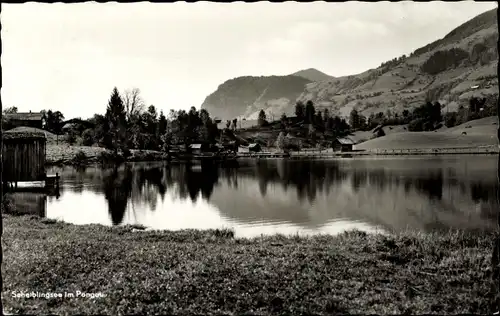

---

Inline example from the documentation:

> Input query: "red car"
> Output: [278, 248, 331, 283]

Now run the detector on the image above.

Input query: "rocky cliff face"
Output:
[202, 8, 498, 121]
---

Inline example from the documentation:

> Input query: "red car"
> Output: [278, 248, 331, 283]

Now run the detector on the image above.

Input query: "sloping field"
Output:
[356, 131, 497, 150]
[350, 124, 409, 143]
[356, 116, 499, 150]
[46, 145, 107, 163]
[446, 116, 498, 135]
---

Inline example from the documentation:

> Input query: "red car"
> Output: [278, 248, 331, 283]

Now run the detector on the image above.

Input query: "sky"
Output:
[2, 1, 497, 120]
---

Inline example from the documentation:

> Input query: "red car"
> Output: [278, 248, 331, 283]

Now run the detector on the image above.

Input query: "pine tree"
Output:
[258, 110, 267, 127]
[305, 100, 315, 124]
[295, 101, 305, 120]
[349, 109, 360, 131]
[104, 87, 128, 155]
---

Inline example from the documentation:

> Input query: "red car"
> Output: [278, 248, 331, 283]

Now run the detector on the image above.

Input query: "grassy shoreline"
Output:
[2, 214, 499, 314]
[45, 144, 499, 168]
[45, 144, 169, 167]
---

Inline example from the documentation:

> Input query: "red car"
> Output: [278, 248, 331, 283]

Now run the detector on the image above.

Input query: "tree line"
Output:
[348, 101, 442, 133]
[94, 87, 220, 155]
[4, 87, 221, 156]
[347, 95, 497, 133]
[4, 86, 497, 153]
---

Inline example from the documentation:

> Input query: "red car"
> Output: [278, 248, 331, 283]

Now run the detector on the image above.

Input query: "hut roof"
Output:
[336, 137, 355, 145]
[62, 123, 77, 130]
[4, 112, 44, 121]
[3, 131, 47, 141]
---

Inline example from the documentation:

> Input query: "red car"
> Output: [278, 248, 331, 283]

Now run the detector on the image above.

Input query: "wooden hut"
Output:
[188, 143, 210, 155]
[248, 143, 262, 152]
[2, 131, 47, 183]
[332, 137, 355, 152]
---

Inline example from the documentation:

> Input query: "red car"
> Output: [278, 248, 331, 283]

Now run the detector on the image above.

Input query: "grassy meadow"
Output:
[355, 116, 499, 150]
[2, 214, 499, 315]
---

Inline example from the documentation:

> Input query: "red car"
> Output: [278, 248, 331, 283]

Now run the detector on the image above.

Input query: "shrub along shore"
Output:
[2, 214, 499, 315]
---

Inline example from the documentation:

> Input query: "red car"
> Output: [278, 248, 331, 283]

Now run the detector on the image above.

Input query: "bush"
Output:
[97, 151, 125, 165]
[121, 147, 132, 159]
[82, 129, 94, 146]
[1, 195, 16, 215]
[408, 118, 425, 132]
[285, 143, 301, 151]
[422, 121, 434, 131]
[74, 150, 87, 162]
[444, 112, 458, 128]
[67, 131, 77, 145]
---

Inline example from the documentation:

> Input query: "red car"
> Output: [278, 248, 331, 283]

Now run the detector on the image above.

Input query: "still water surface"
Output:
[12, 156, 499, 238]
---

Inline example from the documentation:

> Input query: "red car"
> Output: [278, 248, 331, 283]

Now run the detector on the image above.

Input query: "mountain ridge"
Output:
[201, 8, 498, 121]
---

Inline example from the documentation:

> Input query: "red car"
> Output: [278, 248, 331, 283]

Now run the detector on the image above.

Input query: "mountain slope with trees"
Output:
[200, 75, 312, 121]
[201, 8, 498, 122]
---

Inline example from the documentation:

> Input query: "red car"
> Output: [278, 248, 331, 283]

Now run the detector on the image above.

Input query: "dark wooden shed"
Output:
[3, 131, 47, 182]
[248, 143, 262, 152]
[332, 137, 355, 152]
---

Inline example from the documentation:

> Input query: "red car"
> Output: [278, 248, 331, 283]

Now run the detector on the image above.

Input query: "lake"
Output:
[9, 155, 499, 238]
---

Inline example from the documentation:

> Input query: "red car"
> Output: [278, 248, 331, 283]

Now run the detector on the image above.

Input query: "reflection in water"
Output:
[5, 192, 47, 217]
[33, 156, 499, 237]
[104, 166, 134, 225]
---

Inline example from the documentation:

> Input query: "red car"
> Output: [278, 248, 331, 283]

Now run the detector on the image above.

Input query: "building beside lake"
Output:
[61, 123, 77, 133]
[189, 143, 210, 155]
[248, 143, 262, 152]
[332, 137, 355, 152]
[4, 111, 45, 130]
[238, 143, 262, 153]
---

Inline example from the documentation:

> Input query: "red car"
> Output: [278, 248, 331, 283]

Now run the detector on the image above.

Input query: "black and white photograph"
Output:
[1, 0, 500, 314]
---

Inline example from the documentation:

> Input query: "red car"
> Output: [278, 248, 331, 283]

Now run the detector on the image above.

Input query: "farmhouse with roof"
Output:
[4, 111, 45, 130]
